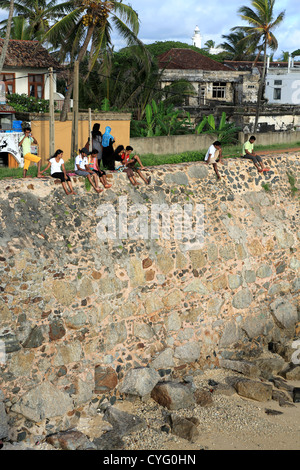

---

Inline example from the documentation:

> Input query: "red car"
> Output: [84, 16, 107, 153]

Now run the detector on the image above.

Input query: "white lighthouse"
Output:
[192, 26, 202, 48]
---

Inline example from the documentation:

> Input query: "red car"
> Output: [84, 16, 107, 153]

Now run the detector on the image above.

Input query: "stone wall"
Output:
[0, 154, 299, 435]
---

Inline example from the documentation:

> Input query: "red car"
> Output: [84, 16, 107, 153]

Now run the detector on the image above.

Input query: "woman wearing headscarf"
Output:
[101, 126, 115, 170]
[91, 123, 103, 164]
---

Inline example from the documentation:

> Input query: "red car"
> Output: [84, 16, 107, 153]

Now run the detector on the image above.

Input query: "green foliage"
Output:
[140, 151, 205, 167]
[137, 99, 193, 137]
[6, 93, 50, 113]
[195, 111, 240, 144]
[144, 41, 223, 62]
[262, 182, 270, 192]
[287, 173, 299, 196]
[101, 98, 110, 112]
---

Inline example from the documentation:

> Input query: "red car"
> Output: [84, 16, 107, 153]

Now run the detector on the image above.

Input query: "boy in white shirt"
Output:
[204, 141, 224, 180]
[74, 148, 102, 193]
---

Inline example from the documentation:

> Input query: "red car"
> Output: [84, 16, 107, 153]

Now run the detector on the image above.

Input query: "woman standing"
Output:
[101, 126, 115, 170]
[89, 123, 103, 165]
[39, 149, 76, 195]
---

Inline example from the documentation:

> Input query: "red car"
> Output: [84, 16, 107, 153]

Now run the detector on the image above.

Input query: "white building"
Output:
[265, 55, 300, 105]
[192, 26, 202, 49]
[0, 39, 62, 104]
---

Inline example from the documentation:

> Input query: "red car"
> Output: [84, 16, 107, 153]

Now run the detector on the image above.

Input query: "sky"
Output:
[0, 0, 299, 58]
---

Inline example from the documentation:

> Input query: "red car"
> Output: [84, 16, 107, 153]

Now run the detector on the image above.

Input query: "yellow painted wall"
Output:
[29, 113, 131, 166]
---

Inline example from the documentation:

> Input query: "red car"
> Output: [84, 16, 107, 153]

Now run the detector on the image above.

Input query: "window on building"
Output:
[198, 85, 206, 105]
[212, 82, 226, 99]
[274, 79, 282, 85]
[28, 74, 44, 99]
[274, 88, 281, 100]
[0, 74, 15, 94]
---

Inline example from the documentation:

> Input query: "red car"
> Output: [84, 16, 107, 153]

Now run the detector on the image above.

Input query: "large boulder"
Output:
[11, 382, 73, 422]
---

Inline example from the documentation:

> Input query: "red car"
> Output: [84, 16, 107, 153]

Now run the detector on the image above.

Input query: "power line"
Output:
[1, 67, 199, 101]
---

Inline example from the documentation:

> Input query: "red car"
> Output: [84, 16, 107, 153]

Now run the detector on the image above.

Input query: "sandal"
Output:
[104, 184, 112, 188]
[263, 168, 270, 172]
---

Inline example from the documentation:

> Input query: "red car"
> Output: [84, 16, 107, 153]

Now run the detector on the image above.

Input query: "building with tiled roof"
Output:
[158, 48, 260, 109]
[158, 48, 230, 72]
[0, 39, 63, 102]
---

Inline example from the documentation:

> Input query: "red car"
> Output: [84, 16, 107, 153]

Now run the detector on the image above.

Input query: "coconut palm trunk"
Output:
[0, 0, 15, 74]
[60, 25, 95, 121]
[235, 0, 285, 133]
[254, 39, 268, 132]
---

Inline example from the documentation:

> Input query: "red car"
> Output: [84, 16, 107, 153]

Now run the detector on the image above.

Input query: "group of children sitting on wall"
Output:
[19, 124, 151, 196]
[19, 123, 270, 195]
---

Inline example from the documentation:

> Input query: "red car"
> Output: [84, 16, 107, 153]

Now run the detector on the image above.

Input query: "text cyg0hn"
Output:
[96, 197, 205, 249]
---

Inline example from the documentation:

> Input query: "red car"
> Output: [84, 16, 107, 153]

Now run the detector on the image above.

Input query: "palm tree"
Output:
[280, 51, 289, 62]
[203, 40, 215, 51]
[220, 29, 258, 61]
[235, 0, 285, 132]
[44, 0, 147, 121]
[0, 0, 14, 75]
[0, 0, 66, 40]
[0, 16, 32, 40]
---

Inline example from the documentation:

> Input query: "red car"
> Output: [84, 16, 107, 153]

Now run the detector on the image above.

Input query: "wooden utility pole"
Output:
[49, 67, 55, 157]
[71, 60, 79, 158]
[88, 108, 92, 151]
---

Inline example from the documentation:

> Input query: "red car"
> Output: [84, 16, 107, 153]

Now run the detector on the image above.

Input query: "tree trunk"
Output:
[0, 0, 15, 74]
[253, 39, 268, 133]
[60, 25, 95, 122]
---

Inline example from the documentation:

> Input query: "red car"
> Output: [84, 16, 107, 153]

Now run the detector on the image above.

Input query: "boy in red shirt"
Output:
[121, 146, 151, 185]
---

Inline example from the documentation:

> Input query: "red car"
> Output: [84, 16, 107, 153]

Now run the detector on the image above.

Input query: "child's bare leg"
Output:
[37, 160, 43, 177]
[62, 182, 71, 195]
[129, 176, 140, 185]
[67, 180, 76, 194]
[135, 156, 145, 168]
[100, 175, 112, 188]
[213, 163, 224, 180]
[88, 174, 102, 192]
[136, 169, 149, 183]
[217, 150, 224, 164]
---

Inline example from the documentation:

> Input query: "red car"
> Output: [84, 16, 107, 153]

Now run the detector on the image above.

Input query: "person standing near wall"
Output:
[101, 126, 115, 170]
[86, 123, 103, 165]
[19, 127, 43, 178]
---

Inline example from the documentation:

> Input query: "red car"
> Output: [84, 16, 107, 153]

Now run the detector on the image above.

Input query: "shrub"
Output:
[6, 93, 50, 113]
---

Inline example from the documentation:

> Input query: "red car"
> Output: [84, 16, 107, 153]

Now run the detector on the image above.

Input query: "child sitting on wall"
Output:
[87, 149, 112, 189]
[204, 141, 225, 180]
[121, 146, 151, 186]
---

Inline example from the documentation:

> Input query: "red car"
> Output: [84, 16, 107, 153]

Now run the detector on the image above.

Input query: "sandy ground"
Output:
[80, 369, 300, 452]
[1, 372, 299, 453]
